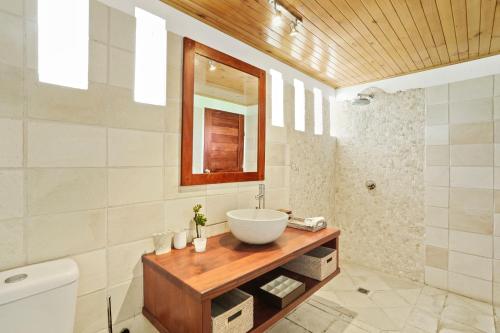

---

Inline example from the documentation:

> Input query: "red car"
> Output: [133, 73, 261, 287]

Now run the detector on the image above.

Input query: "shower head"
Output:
[351, 93, 374, 106]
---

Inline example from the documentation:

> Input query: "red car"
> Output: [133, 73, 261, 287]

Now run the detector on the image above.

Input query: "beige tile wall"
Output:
[424, 75, 500, 304]
[0, 1, 324, 332]
[333, 89, 426, 282]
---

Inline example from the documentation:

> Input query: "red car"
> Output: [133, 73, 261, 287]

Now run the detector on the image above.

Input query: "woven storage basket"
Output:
[211, 288, 253, 333]
[282, 246, 337, 281]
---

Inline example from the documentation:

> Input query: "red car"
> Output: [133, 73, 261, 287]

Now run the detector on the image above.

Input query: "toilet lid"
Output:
[0, 258, 78, 306]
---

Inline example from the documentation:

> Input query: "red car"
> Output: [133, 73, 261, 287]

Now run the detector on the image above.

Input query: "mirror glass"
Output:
[192, 54, 259, 174]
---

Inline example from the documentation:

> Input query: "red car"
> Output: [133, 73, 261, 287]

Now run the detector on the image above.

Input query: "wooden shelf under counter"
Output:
[142, 227, 341, 333]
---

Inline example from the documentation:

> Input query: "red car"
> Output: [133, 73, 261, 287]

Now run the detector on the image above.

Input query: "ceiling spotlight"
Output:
[272, 10, 282, 25]
[289, 19, 299, 36]
[208, 60, 216, 71]
[270, 0, 282, 26]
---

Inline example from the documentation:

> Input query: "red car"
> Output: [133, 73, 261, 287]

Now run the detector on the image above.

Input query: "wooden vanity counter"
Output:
[142, 227, 340, 333]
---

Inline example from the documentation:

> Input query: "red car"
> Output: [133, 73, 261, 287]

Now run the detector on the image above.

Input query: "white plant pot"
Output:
[193, 238, 207, 253]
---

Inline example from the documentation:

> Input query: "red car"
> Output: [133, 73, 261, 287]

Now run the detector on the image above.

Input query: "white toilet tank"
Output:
[0, 258, 79, 333]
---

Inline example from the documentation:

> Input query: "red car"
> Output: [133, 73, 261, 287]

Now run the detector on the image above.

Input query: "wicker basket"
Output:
[211, 288, 253, 333]
[282, 246, 337, 281]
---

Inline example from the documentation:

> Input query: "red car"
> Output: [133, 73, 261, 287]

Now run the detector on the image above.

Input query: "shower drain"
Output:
[357, 287, 370, 294]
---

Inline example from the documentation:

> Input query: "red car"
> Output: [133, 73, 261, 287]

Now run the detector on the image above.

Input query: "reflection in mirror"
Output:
[192, 54, 259, 174]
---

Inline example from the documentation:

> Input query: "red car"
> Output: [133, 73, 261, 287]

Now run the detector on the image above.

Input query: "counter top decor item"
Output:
[153, 232, 173, 255]
[142, 227, 340, 333]
[192, 204, 207, 252]
[173, 230, 187, 249]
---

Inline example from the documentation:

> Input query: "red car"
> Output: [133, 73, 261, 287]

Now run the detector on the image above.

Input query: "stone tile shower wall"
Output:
[287, 85, 336, 223]
[0, 1, 295, 332]
[424, 75, 500, 303]
[333, 90, 426, 282]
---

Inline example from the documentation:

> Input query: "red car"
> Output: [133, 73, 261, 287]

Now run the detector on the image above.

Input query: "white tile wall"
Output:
[0, 0, 22, 15]
[425, 226, 448, 248]
[71, 249, 107, 296]
[449, 230, 492, 258]
[448, 251, 492, 280]
[425, 186, 449, 207]
[450, 144, 493, 166]
[425, 166, 450, 187]
[109, 47, 134, 89]
[425, 103, 448, 126]
[108, 168, 163, 206]
[426, 145, 449, 166]
[448, 272, 493, 302]
[0, 3, 298, 332]
[426, 84, 448, 105]
[107, 202, 164, 245]
[109, 8, 135, 51]
[0, 118, 22, 167]
[108, 128, 163, 167]
[449, 76, 494, 102]
[0, 62, 23, 118]
[0, 170, 23, 219]
[89, 41, 108, 84]
[26, 209, 106, 262]
[450, 167, 493, 189]
[449, 98, 493, 124]
[425, 206, 449, 228]
[107, 238, 154, 286]
[0, 218, 24, 269]
[74, 290, 107, 333]
[27, 168, 107, 215]
[0, 11, 23, 67]
[425, 76, 500, 304]
[27, 121, 107, 167]
[426, 125, 449, 145]
[425, 266, 448, 290]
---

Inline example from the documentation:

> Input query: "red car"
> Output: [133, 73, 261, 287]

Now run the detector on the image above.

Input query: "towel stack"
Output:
[288, 216, 327, 232]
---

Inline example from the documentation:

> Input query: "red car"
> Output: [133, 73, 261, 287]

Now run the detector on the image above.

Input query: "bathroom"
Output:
[0, 0, 499, 332]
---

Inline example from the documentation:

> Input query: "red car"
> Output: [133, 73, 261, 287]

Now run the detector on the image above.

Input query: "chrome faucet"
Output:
[255, 184, 265, 209]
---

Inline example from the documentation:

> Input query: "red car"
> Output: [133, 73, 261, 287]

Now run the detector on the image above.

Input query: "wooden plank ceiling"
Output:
[161, 0, 500, 88]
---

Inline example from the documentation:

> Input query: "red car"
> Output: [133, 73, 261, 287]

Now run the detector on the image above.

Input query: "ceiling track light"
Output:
[271, 0, 282, 26]
[268, 0, 302, 32]
[289, 19, 299, 36]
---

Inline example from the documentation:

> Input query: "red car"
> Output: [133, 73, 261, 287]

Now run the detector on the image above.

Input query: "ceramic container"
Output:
[193, 238, 207, 252]
[153, 232, 173, 255]
[173, 230, 187, 249]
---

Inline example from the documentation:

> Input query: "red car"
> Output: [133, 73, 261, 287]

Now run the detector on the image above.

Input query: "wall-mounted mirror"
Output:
[181, 38, 266, 185]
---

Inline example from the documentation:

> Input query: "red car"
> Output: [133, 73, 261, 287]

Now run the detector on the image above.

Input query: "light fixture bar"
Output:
[268, 0, 302, 31]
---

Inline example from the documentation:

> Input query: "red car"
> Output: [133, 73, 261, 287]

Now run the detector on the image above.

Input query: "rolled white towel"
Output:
[304, 216, 325, 227]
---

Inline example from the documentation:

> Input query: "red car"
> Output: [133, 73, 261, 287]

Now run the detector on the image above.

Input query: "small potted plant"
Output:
[192, 204, 207, 252]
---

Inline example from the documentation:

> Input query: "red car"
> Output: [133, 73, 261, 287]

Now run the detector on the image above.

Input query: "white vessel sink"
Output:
[226, 209, 288, 244]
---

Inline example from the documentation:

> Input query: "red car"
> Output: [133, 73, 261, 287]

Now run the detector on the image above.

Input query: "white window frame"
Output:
[270, 69, 284, 127]
[313, 88, 323, 135]
[134, 7, 167, 106]
[329, 95, 335, 137]
[38, 0, 89, 89]
[293, 79, 305, 132]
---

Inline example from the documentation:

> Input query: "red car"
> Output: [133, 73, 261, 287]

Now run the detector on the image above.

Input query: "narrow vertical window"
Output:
[270, 69, 284, 127]
[329, 95, 335, 137]
[134, 7, 167, 106]
[38, 0, 89, 89]
[294, 79, 305, 132]
[313, 88, 323, 135]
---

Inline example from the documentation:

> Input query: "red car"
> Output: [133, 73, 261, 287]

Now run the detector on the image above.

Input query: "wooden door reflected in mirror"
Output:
[181, 38, 266, 186]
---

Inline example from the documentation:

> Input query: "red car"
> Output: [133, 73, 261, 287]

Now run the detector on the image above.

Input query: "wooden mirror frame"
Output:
[181, 38, 266, 186]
